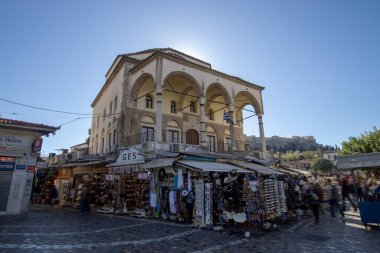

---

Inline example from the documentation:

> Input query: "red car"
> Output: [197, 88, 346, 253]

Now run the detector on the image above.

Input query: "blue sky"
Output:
[1, 0, 379, 155]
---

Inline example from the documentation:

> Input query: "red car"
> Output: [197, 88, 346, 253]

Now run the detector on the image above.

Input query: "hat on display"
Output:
[182, 189, 189, 197]
[232, 212, 246, 223]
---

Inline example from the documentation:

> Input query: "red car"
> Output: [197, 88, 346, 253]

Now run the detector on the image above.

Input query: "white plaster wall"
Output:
[90, 64, 124, 154]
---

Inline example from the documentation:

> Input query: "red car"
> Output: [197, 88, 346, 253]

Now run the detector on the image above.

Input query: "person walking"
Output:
[341, 176, 357, 212]
[326, 179, 345, 221]
[305, 184, 320, 224]
[80, 184, 90, 213]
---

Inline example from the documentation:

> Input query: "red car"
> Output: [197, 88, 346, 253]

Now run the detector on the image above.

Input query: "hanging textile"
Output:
[187, 171, 192, 191]
[177, 169, 183, 189]
[174, 175, 178, 189]
[169, 190, 177, 213]
[150, 191, 156, 208]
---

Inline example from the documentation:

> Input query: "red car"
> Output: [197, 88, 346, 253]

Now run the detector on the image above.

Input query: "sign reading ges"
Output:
[122, 151, 137, 161]
[114, 148, 144, 166]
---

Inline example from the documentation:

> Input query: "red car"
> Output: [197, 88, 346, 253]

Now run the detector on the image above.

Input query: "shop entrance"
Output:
[186, 129, 199, 145]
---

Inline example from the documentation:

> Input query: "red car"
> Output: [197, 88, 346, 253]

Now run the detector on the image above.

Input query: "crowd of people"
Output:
[298, 174, 380, 224]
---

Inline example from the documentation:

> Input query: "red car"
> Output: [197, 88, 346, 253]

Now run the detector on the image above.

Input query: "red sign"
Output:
[32, 138, 43, 153]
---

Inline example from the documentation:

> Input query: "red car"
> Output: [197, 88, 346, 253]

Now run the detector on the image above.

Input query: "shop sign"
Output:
[92, 167, 108, 174]
[113, 149, 144, 166]
[105, 174, 114, 181]
[0, 161, 15, 171]
[108, 164, 143, 174]
[0, 135, 29, 154]
[32, 137, 43, 154]
[27, 156, 37, 167]
[16, 164, 26, 170]
[73, 167, 92, 174]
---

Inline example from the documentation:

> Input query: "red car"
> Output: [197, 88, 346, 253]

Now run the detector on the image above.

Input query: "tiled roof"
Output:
[128, 50, 265, 90]
[123, 48, 211, 66]
[0, 118, 59, 131]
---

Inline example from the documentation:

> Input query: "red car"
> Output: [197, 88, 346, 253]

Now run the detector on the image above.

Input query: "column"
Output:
[258, 114, 267, 158]
[229, 104, 236, 150]
[155, 91, 163, 142]
[155, 57, 163, 143]
[199, 96, 206, 147]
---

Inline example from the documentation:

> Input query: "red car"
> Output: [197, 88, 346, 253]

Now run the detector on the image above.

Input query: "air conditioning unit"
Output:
[142, 141, 155, 152]
[171, 143, 181, 152]
[66, 152, 78, 161]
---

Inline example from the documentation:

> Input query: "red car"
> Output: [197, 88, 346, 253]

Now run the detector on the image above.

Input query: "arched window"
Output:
[170, 101, 177, 114]
[145, 95, 153, 109]
[208, 109, 214, 120]
[189, 101, 196, 113]
[114, 96, 118, 111]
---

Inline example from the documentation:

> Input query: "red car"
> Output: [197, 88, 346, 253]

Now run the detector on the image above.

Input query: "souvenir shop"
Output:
[99, 148, 148, 214]
[32, 167, 58, 204]
[173, 160, 288, 230]
[144, 158, 195, 222]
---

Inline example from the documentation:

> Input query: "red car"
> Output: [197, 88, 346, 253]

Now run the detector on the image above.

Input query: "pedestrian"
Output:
[49, 184, 58, 205]
[326, 179, 345, 221]
[305, 184, 320, 224]
[80, 184, 90, 213]
[341, 176, 357, 212]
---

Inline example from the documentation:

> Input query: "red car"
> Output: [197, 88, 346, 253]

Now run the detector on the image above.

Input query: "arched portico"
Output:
[234, 91, 266, 156]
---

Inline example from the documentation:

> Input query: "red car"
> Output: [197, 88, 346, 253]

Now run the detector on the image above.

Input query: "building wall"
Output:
[0, 128, 41, 215]
[90, 64, 125, 154]
[90, 50, 264, 154]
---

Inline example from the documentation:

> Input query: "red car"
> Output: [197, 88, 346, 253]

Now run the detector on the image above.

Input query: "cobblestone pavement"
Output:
[0, 205, 379, 253]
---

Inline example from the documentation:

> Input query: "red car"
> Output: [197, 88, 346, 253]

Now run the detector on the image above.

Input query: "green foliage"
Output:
[312, 159, 335, 174]
[283, 150, 318, 162]
[339, 127, 380, 155]
[85, 128, 91, 144]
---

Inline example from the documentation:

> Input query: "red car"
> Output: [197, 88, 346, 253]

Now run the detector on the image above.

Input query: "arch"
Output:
[163, 71, 201, 111]
[162, 71, 201, 95]
[130, 73, 155, 102]
[167, 119, 180, 128]
[234, 91, 263, 116]
[206, 125, 216, 133]
[205, 82, 232, 109]
[186, 129, 199, 145]
[141, 115, 155, 124]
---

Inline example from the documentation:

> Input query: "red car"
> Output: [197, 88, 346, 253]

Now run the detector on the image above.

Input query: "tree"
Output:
[339, 127, 380, 155]
[312, 159, 335, 174]
[85, 129, 91, 145]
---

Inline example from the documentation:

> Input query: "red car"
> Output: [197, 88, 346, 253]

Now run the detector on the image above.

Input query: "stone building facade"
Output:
[89, 48, 267, 155]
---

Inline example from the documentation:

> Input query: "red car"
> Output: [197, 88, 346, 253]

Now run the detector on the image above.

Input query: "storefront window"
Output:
[168, 130, 179, 143]
[141, 127, 154, 142]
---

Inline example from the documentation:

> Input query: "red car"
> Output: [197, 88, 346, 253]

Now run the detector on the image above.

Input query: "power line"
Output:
[0, 97, 118, 116]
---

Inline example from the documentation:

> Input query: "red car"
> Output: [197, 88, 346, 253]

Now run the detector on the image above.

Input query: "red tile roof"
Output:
[0, 118, 59, 131]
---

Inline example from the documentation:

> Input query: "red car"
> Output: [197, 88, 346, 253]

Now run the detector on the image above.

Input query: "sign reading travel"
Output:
[113, 148, 144, 166]
[0, 135, 29, 155]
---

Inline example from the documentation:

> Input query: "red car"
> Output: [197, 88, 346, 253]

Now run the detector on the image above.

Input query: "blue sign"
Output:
[0, 162, 15, 171]
[16, 164, 26, 170]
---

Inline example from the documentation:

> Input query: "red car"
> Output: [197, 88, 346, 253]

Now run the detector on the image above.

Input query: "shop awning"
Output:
[176, 161, 251, 173]
[232, 162, 283, 175]
[60, 160, 105, 168]
[142, 158, 178, 169]
[270, 167, 298, 175]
